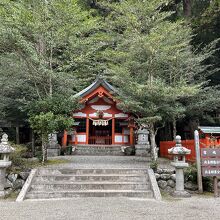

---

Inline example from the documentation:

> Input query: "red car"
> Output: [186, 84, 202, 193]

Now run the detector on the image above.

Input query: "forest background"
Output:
[0, 0, 219, 161]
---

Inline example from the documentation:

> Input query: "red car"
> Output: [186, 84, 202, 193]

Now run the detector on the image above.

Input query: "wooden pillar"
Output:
[112, 118, 115, 145]
[86, 118, 89, 144]
[75, 130, 78, 145]
[214, 176, 218, 197]
[16, 126, 20, 144]
[62, 130, 67, 147]
[129, 126, 134, 146]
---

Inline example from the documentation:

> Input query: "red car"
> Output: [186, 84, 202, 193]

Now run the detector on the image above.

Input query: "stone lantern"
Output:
[47, 133, 60, 157]
[135, 128, 150, 156]
[168, 135, 191, 197]
[0, 133, 14, 197]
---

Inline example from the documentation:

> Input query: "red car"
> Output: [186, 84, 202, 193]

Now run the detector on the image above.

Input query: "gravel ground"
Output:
[0, 156, 186, 220]
[0, 196, 220, 220]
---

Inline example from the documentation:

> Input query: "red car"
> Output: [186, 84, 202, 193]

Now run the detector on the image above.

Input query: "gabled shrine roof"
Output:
[74, 77, 117, 98]
[199, 126, 220, 134]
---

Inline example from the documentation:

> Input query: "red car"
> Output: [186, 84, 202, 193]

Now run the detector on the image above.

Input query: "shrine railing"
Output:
[89, 136, 112, 145]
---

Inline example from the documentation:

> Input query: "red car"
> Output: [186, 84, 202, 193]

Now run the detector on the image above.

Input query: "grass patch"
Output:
[195, 191, 214, 198]
[160, 190, 181, 202]
[4, 191, 19, 200]
[8, 158, 70, 173]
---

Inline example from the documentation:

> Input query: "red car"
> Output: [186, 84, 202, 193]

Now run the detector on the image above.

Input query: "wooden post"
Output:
[62, 130, 67, 147]
[194, 130, 203, 193]
[16, 126, 20, 144]
[130, 127, 134, 146]
[86, 118, 89, 144]
[213, 176, 218, 197]
[75, 130, 78, 145]
[112, 118, 115, 145]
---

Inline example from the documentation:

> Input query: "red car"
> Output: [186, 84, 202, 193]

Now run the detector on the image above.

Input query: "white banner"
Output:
[93, 120, 109, 126]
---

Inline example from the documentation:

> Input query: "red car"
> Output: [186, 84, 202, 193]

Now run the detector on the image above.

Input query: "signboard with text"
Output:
[201, 148, 220, 177]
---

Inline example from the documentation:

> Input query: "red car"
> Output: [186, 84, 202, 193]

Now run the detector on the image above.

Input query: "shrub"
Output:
[36, 151, 43, 162]
[150, 160, 158, 172]
[8, 144, 28, 172]
[184, 163, 213, 192]
[184, 163, 197, 183]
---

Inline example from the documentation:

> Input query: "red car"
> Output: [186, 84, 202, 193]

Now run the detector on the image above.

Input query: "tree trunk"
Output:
[49, 44, 53, 97]
[149, 123, 158, 162]
[183, 0, 191, 17]
[41, 135, 48, 164]
[172, 119, 177, 141]
[30, 129, 35, 157]
[15, 126, 20, 144]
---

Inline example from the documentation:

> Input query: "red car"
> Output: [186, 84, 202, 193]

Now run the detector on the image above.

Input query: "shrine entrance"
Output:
[62, 77, 135, 147]
[89, 119, 112, 145]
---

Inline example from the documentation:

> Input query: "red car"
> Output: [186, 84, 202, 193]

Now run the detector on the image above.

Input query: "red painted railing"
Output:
[159, 138, 209, 162]
[89, 136, 112, 145]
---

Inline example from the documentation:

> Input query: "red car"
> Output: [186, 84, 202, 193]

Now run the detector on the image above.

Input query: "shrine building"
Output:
[62, 77, 135, 147]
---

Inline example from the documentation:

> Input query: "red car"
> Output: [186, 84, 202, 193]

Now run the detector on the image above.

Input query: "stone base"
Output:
[47, 148, 60, 157]
[171, 190, 191, 198]
[135, 145, 150, 157]
[0, 190, 5, 197]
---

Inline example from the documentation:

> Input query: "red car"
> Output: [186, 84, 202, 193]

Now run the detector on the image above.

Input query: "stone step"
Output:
[37, 168, 148, 175]
[33, 174, 148, 182]
[26, 190, 153, 199]
[30, 182, 150, 191]
[73, 145, 125, 156]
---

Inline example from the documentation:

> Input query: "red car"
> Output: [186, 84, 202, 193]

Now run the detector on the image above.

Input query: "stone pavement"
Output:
[0, 196, 220, 220]
[45, 155, 171, 169]
[0, 156, 184, 220]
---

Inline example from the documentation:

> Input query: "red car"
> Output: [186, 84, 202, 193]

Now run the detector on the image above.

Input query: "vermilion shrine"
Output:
[62, 77, 135, 148]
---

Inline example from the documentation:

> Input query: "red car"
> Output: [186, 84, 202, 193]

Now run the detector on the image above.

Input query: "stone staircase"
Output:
[73, 145, 125, 156]
[25, 168, 154, 200]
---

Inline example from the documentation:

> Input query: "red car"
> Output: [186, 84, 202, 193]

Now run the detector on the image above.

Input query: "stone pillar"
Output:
[168, 135, 191, 197]
[135, 128, 150, 156]
[175, 168, 184, 191]
[47, 133, 60, 157]
[0, 169, 6, 197]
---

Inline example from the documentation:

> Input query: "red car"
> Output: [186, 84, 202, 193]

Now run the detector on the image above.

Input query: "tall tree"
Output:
[183, 0, 192, 17]
[101, 0, 218, 161]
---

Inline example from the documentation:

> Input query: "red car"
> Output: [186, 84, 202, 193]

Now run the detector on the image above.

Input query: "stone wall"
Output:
[5, 171, 30, 195]
[155, 168, 198, 193]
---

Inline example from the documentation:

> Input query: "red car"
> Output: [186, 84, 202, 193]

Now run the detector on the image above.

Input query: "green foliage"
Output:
[28, 95, 80, 116]
[66, 145, 73, 155]
[150, 160, 158, 172]
[184, 163, 198, 183]
[99, 0, 219, 160]
[0, 0, 219, 154]
[0, 0, 102, 123]
[29, 112, 73, 137]
[8, 144, 28, 172]
[184, 163, 213, 192]
[36, 151, 43, 163]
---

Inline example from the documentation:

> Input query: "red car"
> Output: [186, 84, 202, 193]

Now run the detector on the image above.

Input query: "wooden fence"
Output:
[159, 138, 209, 162]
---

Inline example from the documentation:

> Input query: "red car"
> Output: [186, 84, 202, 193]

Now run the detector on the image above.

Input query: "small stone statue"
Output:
[135, 128, 150, 157]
